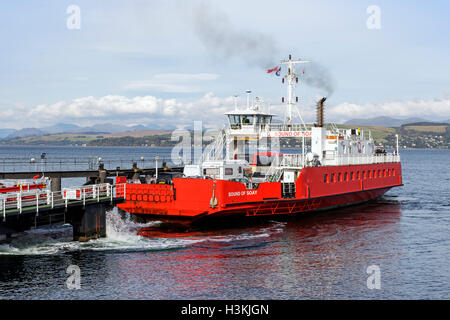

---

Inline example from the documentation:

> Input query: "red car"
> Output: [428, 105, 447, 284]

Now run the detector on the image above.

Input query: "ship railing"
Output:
[280, 154, 305, 167]
[202, 133, 226, 162]
[332, 153, 401, 166]
[264, 153, 304, 182]
[268, 124, 310, 131]
[264, 155, 284, 182]
[262, 153, 400, 182]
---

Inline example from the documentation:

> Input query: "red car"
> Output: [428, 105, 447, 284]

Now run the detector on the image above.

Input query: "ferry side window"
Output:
[344, 172, 348, 181]
[238, 167, 242, 173]
[338, 173, 341, 182]
[331, 173, 334, 182]
[225, 168, 233, 175]
[324, 174, 327, 183]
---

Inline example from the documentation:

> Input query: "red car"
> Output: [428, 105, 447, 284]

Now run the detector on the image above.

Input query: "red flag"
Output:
[267, 66, 279, 73]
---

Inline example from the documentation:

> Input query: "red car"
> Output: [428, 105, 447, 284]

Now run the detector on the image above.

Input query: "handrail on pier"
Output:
[1, 183, 126, 222]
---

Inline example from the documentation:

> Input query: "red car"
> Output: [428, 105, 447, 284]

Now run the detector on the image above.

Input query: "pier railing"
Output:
[0, 183, 126, 221]
[0, 156, 172, 172]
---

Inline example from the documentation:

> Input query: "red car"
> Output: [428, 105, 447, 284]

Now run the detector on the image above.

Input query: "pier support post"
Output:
[50, 177, 61, 192]
[132, 162, 141, 180]
[98, 163, 107, 184]
[70, 203, 106, 242]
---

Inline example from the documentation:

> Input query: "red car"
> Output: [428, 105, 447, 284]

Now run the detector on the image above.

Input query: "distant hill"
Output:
[0, 129, 17, 139]
[344, 116, 428, 127]
[402, 121, 450, 127]
[0, 122, 177, 140]
[42, 123, 81, 134]
[6, 128, 45, 139]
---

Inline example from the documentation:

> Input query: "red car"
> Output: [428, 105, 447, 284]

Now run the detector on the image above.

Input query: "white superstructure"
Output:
[184, 55, 400, 182]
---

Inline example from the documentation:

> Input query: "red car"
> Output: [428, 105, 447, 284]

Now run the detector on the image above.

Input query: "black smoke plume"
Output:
[191, 1, 279, 69]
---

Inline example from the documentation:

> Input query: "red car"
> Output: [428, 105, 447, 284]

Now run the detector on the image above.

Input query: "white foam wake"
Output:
[0, 210, 286, 255]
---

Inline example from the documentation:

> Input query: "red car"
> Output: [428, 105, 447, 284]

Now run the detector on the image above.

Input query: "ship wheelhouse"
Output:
[226, 110, 273, 130]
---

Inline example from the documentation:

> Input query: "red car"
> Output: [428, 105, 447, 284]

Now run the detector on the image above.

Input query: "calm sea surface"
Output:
[0, 146, 449, 299]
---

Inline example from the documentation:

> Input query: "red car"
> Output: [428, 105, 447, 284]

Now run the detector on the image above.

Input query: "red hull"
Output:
[117, 162, 402, 222]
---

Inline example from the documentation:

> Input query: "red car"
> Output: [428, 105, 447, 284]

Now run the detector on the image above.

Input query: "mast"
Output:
[280, 54, 311, 124]
[246, 90, 251, 109]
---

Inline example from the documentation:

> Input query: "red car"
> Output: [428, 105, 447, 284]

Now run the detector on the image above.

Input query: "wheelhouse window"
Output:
[228, 115, 241, 128]
[241, 115, 254, 125]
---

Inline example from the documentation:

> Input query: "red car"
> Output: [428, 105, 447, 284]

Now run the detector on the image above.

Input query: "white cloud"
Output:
[1, 94, 449, 130]
[327, 98, 450, 122]
[124, 82, 201, 93]
[153, 73, 220, 81]
[124, 73, 220, 93]
[15, 93, 233, 129]
[444, 89, 450, 99]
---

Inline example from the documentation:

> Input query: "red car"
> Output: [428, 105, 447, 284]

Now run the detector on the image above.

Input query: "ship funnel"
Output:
[317, 97, 327, 127]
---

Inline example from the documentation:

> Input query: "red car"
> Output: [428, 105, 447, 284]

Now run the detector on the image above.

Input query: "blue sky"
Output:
[0, 0, 449, 129]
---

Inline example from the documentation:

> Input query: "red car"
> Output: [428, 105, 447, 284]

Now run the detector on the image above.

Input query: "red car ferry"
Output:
[117, 56, 402, 223]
